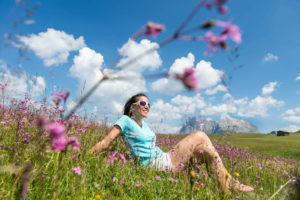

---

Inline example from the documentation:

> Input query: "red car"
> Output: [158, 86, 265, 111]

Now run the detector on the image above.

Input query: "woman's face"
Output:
[131, 96, 150, 118]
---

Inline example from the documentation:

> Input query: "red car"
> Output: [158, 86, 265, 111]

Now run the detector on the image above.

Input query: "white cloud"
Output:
[262, 81, 278, 96]
[18, 28, 86, 66]
[195, 60, 224, 89]
[223, 93, 232, 100]
[151, 53, 223, 95]
[0, 63, 46, 99]
[69, 47, 104, 86]
[282, 106, 300, 123]
[200, 92, 283, 118]
[296, 75, 300, 82]
[171, 94, 206, 114]
[238, 96, 284, 117]
[69, 47, 147, 116]
[200, 103, 237, 116]
[147, 99, 182, 123]
[280, 125, 300, 132]
[117, 39, 162, 72]
[263, 53, 279, 62]
[151, 78, 184, 95]
[205, 84, 227, 95]
[28, 76, 46, 97]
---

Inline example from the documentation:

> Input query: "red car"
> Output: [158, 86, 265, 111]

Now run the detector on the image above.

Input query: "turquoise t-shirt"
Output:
[115, 115, 163, 167]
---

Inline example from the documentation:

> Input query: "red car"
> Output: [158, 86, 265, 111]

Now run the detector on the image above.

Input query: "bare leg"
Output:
[169, 131, 254, 193]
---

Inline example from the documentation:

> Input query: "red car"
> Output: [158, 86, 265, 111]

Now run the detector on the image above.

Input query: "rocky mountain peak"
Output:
[180, 115, 259, 134]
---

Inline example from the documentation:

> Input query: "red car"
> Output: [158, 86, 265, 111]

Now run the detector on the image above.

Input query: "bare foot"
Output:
[227, 176, 254, 192]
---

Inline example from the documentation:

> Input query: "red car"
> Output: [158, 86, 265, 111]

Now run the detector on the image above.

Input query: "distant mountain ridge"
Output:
[180, 115, 259, 134]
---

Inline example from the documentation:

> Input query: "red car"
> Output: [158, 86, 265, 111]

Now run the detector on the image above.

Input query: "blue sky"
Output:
[0, 0, 299, 133]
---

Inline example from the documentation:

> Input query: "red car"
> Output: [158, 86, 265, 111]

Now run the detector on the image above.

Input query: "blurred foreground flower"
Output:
[145, 21, 165, 37]
[205, 0, 228, 14]
[216, 20, 241, 43]
[46, 122, 80, 152]
[203, 31, 227, 56]
[174, 67, 198, 90]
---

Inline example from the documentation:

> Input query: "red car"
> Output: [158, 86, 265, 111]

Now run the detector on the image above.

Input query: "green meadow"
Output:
[0, 100, 299, 199]
[208, 133, 300, 161]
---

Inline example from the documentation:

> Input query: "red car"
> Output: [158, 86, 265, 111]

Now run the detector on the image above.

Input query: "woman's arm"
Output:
[90, 125, 121, 153]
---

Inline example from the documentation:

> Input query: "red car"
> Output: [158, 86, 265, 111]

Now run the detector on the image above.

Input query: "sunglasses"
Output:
[133, 101, 151, 108]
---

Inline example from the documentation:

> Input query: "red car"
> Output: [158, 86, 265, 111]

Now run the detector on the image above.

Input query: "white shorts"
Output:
[148, 152, 173, 172]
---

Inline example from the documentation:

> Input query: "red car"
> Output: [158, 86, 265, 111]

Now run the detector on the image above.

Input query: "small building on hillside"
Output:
[276, 130, 289, 136]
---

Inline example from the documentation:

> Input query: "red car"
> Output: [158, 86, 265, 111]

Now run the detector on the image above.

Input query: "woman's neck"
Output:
[131, 115, 143, 127]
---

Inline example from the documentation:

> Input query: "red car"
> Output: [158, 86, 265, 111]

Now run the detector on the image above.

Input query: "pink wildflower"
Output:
[175, 67, 198, 90]
[197, 149, 204, 154]
[108, 151, 118, 164]
[51, 91, 70, 106]
[168, 178, 178, 183]
[119, 178, 125, 185]
[200, 182, 205, 187]
[0, 104, 8, 111]
[72, 166, 81, 175]
[112, 177, 118, 182]
[135, 184, 141, 189]
[46, 122, 65, 138]
[155, 176, 161, 181]
[36, 115, 48, 127]
[145, 21, 165, 37]
[46, 122, 69, 151]
[67, 137, 80, 151]
[176, 162, 185, 170]
[52, 136, 67, 151]
[119, 153, 127, 163]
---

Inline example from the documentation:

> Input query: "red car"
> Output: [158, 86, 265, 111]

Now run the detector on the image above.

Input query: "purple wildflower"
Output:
[135, 184, 141, 189]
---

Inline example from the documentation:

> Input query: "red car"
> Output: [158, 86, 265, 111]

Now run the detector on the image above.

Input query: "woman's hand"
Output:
[90, 125, 121, 154]
[90, 141, 103, 154]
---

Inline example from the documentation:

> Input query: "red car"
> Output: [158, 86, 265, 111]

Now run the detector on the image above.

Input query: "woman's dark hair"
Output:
[123, 93, 148, 116]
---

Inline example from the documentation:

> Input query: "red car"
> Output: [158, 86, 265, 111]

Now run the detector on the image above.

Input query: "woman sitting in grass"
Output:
[91, 93, 254, 194]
